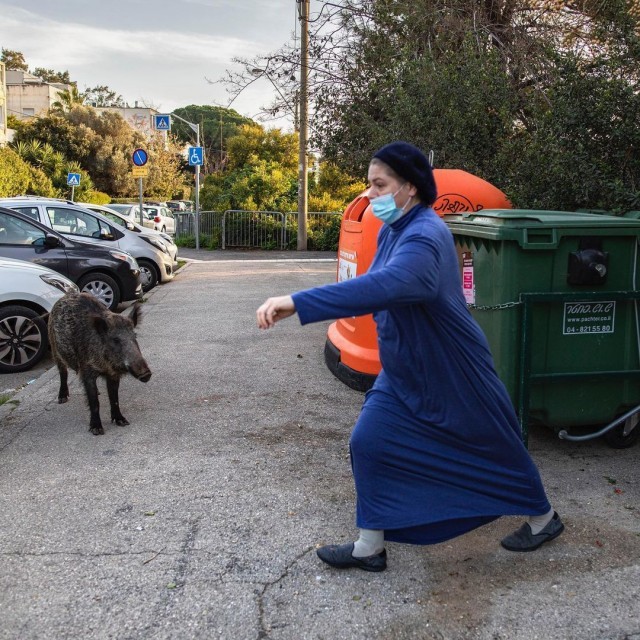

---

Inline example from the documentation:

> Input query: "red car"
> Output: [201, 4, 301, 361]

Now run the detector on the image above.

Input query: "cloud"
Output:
[0, 5, 256, 69]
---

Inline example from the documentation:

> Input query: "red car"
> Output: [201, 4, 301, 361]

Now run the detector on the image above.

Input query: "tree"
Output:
[32, 68, 72, 84]
[51, 86, 85, 112]
[200, 123, 365, 214]
[309, 161, 367, 212]
[6, 114, 24, 132]
[13, 112, 95, 169]
[83, 85, 125, 108]
[171, 105, 255, 173]
[224, 1, 640, 211]
[12, 105, 190, 198]
[496, 52, 640, 212]
[0, 48, 27, 70]
[0, 147, 56, 197]
[145, 135, 192, 200]
[200, 124, 298, 211]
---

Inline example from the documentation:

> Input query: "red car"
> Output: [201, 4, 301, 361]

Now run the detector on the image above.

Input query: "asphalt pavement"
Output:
[0, 250, 639, 640]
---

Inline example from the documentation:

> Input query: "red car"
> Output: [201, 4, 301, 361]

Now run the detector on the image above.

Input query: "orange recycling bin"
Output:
[324, 169, 513, 391]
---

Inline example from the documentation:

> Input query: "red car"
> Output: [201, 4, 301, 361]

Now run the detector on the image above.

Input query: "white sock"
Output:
[352, 528, 385, 557]
[528, 507, 554, 535]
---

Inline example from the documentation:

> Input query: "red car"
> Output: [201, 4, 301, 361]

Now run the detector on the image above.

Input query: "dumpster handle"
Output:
[558, 404, 640, 442]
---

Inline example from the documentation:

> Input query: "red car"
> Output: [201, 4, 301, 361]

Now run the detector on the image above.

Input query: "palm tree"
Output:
[51, 85, 84, 113]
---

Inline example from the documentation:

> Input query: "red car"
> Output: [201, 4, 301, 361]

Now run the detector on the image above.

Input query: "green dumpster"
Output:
[445, 210, 640, 446]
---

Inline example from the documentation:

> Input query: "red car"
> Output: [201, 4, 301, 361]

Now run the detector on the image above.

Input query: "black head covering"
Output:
[372, 141, 437, 205]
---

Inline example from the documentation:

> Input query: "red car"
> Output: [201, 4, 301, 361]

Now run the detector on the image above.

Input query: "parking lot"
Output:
[1, 251, 639, 640]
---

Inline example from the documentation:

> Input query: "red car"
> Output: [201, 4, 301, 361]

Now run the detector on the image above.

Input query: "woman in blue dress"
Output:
[256, 141, 564, 572]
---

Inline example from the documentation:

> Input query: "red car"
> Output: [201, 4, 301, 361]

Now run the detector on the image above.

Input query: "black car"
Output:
[0, 207, 142, 310]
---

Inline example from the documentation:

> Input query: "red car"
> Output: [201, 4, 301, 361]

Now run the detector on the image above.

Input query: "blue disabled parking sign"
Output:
[67, 172, 81, 186]
[188, 146, 204, 166]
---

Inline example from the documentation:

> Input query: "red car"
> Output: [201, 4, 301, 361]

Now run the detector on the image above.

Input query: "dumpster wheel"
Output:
[604, 412, 640, 449]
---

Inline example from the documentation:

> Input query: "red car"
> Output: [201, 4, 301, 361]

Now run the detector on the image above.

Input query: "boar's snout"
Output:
[135, 370, 152, 383]
[128, 361, 152, 383]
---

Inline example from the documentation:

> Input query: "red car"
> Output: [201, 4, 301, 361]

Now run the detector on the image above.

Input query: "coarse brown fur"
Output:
[48, 292, 151, 435]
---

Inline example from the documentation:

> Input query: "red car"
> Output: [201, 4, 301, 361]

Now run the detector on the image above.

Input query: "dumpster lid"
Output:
[445, 209, 640, 249]
[445, 209, 640, 228]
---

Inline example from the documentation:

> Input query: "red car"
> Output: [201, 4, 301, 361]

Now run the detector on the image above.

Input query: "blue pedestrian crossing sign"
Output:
[67, 172, 81, 186]
[188, 146, 204, 166]
[154, 114, 171, 131]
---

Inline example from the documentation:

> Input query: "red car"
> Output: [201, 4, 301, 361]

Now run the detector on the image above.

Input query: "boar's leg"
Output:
[106, 376, 129, 426]
[55, 360, 70, 404]
[81, 370, 104, 435]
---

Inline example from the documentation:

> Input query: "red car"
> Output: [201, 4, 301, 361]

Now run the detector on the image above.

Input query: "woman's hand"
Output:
[256, 295, 296, 329]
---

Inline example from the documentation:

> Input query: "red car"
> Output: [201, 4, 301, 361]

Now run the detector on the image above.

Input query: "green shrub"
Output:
[175, 233, 212, 249]
[79, 191, 111, 205]
[308, 214, 342, 251]
[0, 147, 32, 196]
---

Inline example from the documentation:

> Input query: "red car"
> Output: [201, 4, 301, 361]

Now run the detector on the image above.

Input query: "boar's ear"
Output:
[129, 302, 142, 328]
[90, 314, 109, 335]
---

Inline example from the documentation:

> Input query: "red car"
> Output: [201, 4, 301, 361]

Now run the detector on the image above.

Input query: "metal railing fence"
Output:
[175, 210, 342, 251]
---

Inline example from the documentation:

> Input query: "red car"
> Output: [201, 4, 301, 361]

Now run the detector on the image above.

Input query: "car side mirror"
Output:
[126, 222, 135, 231]
[44, 234, 61, 248]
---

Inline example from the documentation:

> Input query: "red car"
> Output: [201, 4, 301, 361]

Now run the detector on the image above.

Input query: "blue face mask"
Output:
[370, 185, 410, 225]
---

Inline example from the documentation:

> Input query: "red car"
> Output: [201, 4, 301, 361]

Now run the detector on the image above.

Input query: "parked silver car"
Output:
[0, 197, 174, 293]
[81, 203, 179, 267]
[103, 203, 154, 230]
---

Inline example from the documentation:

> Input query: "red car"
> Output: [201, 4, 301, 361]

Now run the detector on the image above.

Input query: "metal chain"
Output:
[467, 301, 523, 311]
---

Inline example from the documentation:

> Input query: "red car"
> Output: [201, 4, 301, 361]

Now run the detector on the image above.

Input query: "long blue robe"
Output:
[291, 204, 551, 545]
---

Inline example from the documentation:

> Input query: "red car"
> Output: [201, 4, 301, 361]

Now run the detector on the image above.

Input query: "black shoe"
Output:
[316, 542, 387, 572]
[501, 512, 565, 552]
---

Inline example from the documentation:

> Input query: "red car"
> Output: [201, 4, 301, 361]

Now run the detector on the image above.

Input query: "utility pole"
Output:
[297, 0, 309, 251]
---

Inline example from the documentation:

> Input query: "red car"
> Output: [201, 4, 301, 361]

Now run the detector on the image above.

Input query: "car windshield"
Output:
[108, 204, 134, 214]
[103, 212, 141, 232]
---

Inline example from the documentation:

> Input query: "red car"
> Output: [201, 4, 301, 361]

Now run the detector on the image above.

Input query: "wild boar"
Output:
[48, 292, 151, 435]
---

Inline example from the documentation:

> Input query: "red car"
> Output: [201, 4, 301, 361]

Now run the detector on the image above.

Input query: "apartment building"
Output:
[6, 69, 70, 121]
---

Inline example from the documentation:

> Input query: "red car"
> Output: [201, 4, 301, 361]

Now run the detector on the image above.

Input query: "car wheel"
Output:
[0, 305, 48, 373]
[138, 259, 159, 292]
[78, 273, 121, 311]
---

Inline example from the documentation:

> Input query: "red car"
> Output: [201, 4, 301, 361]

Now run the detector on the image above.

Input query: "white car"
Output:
[143, 206, 175, 235]
[0, 257, 78, 373]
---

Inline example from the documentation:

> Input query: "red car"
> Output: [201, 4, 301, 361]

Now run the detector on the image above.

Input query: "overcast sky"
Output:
[0, 0, 298, 128]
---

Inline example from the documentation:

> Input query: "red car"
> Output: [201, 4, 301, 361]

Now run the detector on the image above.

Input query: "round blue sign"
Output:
[132, 148, 148, 166]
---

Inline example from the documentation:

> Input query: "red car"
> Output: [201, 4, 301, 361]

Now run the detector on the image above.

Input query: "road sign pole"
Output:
[163, 112, 202, 250]
[71, 185, 75, 202]
[195, 126, 200, 251]
[139, 178, 144, 226]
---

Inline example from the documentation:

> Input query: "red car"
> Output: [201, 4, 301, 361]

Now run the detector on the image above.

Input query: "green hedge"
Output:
[0, 147, 58, 197]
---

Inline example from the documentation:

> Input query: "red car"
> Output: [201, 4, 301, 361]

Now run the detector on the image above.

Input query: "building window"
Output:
[22, 108, 35, 117]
